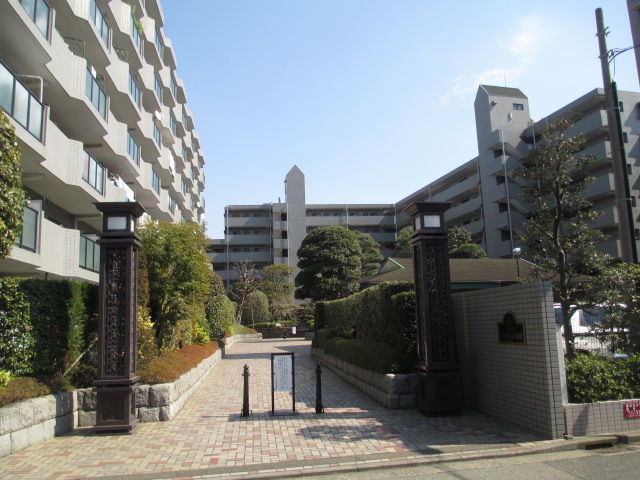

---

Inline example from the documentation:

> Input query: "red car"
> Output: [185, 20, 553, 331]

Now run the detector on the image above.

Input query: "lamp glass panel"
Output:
[107, 216, 128, 231]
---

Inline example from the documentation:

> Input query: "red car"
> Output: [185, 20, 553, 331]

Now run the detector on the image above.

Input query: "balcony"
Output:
[584, 172, 615, 201]
[0, 60, 45, 140]
[432, 175, 480, 204]
[227, 216, 272, 228]
[227, 234, 272, 245]
[565, 110, 608, 141]
[445, 196, 482, 224]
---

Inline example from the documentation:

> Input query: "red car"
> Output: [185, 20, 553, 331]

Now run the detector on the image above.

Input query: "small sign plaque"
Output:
[623, 402, 640, 418]
[498, 312, 526, 344]
[271, 352, 296, 415]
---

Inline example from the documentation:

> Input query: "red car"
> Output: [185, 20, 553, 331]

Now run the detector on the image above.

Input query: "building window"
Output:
[168, 195, 176, 213]
[89, 0, 109, 46]
[86, 67, 107, 119]
[19, 0, 50, 39]
[623, 132, 629, 143]
[155, 29, 163, 58]
[79, 234, 100, 272]
[619, 101, 624, 112]
[501, 230, 511, 242]
[131, 13, 143, 54]
[181, 178, 187, 194]
[128, 72, 141, 108]
[282, 248, 288, 257]
[154, 73, 162, 101]
[81, 150, 104, 194]
[152, 168, 160, 194]
[281, 213, 287, 221]
[498, 202, 508, 213]
[513, 103, 524, 110]
[169, 113, 176, 136]
[0, 61, 44, 140]
[153, 122, 161, 146]
[127, 131, 140, 166]
[170, 75, 176, 99]
[496, 175, 505, 185]
[628, 163, 633, 175]
[282, 231, 288, 239]
[17, 206, 38, 252]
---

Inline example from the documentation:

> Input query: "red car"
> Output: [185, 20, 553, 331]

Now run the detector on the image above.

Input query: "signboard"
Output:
[273, 353, 293, 391]
[271, 352, 296, 415]
[623, 402, 640, 418]
[498, 312, 526, 344]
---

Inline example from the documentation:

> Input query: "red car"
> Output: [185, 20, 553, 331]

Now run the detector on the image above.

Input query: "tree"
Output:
[205, 273, 235, 340]
[355, 231, 384, 277]
[240, 290, 271, 328]
[0, 109, 27, 259]
[229, 261, 259, 323]
[448, 226, 472, 250]
[259, 264, 295, 321]
[295, 226, 362, 301]
[138, 221, 212, 349]
[393, 227, 413, 258]
[447, 226, 486, 258]
[515, 119, 610, 359]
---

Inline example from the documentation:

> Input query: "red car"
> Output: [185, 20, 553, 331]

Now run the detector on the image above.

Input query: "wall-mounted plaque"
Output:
[498, 312, 526, 344]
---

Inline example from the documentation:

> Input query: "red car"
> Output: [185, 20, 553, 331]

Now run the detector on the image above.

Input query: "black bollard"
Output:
[315, 362, 324, 414]
[241, 364, 251, 417]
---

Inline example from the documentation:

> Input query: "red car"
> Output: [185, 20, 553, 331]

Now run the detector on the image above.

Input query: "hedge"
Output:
[567, 353, 640, 403]
[0, 277, 98, 377]
[320, 282, 416, 355]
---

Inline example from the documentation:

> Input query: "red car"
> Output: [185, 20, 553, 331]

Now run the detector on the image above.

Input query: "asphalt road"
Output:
[293, 445, 640, 480]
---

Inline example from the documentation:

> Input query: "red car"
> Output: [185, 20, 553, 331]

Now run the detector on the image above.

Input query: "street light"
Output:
[513, 247, 521, 277]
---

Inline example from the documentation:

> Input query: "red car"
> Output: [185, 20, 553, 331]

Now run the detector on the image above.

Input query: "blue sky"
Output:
[160, 1, 639, 238]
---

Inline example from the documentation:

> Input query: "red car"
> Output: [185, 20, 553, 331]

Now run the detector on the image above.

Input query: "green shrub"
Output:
[0, 375, 72, 408]
[225, 324, 257, 336]
[241, 290, 270, 326]
[206, 294, 235, 340]
[0, 370, 11, 387]
[312, 328, 336, 349]
[323, 337, 411, 373]
[0, 278, 33, 375]
[567, 353, 639, 403]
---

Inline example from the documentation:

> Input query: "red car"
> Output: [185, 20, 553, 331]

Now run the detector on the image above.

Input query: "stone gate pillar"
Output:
[403, 202, 462, 414]
[93, 202, 145, 433]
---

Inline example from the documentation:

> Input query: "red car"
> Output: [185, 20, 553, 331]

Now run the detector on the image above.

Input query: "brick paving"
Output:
[0, 339, 548, 480]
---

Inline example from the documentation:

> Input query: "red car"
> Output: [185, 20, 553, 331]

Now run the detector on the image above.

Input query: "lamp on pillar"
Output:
[403, 202, 462, 414]
[93, 202, 146, 433]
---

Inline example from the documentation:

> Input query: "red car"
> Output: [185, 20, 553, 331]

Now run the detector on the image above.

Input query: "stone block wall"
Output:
[564, 399, 640, 436]
[453, 281, 565, 439]
[312, 348, 422, 409]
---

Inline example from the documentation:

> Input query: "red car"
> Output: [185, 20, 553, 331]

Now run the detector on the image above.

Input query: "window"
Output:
[153, 122, 161, 146]
[628, 163, 633, 175]
[498, 203, 508, 213]
[79, 234, 100, 272]
[182, 143, 187, 160]
[170, 75, 176, 99]
[513, 103, 524, 110]
[0, 61, 44, 139]
[282, 231, 288, 239]
[19, 0, 50, 39]
[168, 195, 176, 213]
[152, 168, 160, 194]
[501, 230, 511, 242]
[89, 0, 109, 46]
[496, 175, 505, 185]
[131, 13, 143, 54]
[86, 67, 107, 118]
[169, 113, 176, 136]
[126, 131, 140, 165]
[623, 132, 629, 143]
[619, 101, 625, 112]
[81, 150, 104, 194]
[154, 73, 162, 101]
[17, 206, 38, 252]
[281, 213, 287, 221]
[181, 178, 187, 194]
[128, 72, 141, 108]
[282, 248, 288, 257]
[154, 29, 163, 57]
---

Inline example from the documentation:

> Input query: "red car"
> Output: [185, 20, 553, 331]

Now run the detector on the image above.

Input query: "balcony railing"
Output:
[0, 61, 44, 140]
[89, 0, 109, 47]
[16, 206, 39, 252]
[85, 67, 107, 119]
[79, 234, 100, 272]
[18, 0, 51, 39]
[131, 15, 143, 54]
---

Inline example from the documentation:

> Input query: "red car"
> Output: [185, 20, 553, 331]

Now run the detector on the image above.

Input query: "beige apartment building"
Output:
[208, 166, 396, 286]
[0, 0, 206, 282]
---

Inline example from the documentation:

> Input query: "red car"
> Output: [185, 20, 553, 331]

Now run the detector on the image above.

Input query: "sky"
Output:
[160, 1, 640, 239]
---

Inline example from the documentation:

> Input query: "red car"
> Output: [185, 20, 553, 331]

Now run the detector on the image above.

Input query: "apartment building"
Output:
[397, 85, 640, 259]
[0, 0, 206, 282]
[209, 166, 396, 286]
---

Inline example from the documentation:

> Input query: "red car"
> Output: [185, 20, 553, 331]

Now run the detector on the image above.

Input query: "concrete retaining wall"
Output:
[0, 333, 262, 457]
[312, 347, 422, 409]
[564, 399, 640, 437]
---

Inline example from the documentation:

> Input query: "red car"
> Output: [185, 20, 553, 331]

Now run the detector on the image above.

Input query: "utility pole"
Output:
[596, 8, 638, 263]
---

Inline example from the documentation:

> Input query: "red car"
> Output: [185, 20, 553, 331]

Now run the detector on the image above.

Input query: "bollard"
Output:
[241, 364, 251, 417]
[315, 362, 324, 414]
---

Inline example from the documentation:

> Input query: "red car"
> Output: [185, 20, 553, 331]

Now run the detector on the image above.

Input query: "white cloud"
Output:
[439, 14, 554, 105]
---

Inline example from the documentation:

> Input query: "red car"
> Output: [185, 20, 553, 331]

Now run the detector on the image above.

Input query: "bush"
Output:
[323, 337, 411, 373]
[225, 324, 257, 337]
[0, 375, 72, 408]
[138, 342, 220, 384]
[206, 294, 235, 340]
[567, 353, 640, 403]
[0, 278, 33, 375]
[312, 328, 337, 349]
[241, 291, 270, 326]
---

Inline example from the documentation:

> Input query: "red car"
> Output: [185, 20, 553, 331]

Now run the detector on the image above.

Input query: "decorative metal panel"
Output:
[424, 243, 450, 362]
[105, 248, 126, 376]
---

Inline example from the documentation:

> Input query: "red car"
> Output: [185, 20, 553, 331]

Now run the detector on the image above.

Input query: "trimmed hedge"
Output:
[138, 342, 221, 384]
[320, 282, 416, 355]
[323, 337, 412, 373]
[567, 353, 640, 403]
[0, 277, 98, 376]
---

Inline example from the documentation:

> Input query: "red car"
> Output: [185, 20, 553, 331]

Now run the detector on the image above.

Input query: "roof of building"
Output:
[479, 85, 527, 99]
[361, 257, 531, 289]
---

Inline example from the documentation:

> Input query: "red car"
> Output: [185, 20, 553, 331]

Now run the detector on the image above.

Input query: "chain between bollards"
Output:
[315, 362, 324, 414]
[241, 364, 251, 417]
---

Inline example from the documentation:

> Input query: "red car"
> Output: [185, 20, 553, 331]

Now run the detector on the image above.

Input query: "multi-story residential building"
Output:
[397, 85, 640, 259]
[209, 166, 396, 286]
[0, 0, 206, 282]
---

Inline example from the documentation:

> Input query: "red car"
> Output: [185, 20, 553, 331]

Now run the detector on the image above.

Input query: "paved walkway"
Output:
[0, 339, 566, 480]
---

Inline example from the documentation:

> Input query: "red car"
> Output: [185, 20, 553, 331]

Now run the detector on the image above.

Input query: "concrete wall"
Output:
[564, 399, 640, 437]
[453, 281, 565, 439]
